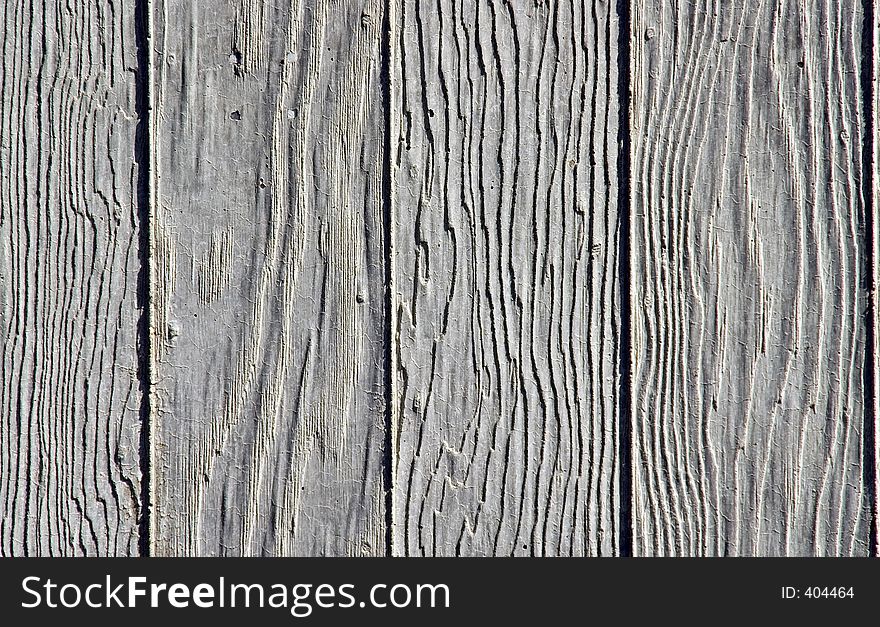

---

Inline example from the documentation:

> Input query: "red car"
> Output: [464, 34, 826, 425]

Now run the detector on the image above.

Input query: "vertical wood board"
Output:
[631, 0, 872, 555]
[391, 0, 622, 556]
[0, 0, 145, 555]
[150, 0, 388, 556]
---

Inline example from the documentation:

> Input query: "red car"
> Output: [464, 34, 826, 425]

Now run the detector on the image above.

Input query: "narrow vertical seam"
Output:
[134, 0, 153, 558]
[616, 0, 633, 558]
[380, 0, 396, 558]
[861, 0, 878, 557]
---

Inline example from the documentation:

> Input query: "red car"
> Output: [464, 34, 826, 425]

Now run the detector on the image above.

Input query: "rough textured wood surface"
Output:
[391, 0, 621, 556]
[3, 0, 878, 559]
[0, 0, 144, 555]
[631, 0, 872, 555]
[150, 0, 388, 556]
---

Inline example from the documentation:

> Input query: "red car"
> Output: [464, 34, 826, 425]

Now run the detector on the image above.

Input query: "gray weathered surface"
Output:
[2, 0, 877, 558]
[150, 0, 387, 555]
[631, 0, 872, 555]
[0, 0, 144, 555]
[391, 0, 621, 556]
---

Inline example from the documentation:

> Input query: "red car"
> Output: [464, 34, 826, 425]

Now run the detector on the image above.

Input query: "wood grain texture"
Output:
[150, 0, 388, 555]
[391, 0, 621, 556]
[0, 0, 144, 555]
[631, 0, 872, 555]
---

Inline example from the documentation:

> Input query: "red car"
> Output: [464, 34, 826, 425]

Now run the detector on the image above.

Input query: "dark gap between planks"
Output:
[134, 0, 153, 558]
[380, 0, 396, 558]
[616, 0, 634, 558]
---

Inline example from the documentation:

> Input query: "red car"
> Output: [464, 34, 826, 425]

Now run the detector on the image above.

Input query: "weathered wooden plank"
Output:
[149, 0, 388, 555]
[631, 0, 871, 555]
[391, 0, 621, 556]
[0, 0, 144, 555]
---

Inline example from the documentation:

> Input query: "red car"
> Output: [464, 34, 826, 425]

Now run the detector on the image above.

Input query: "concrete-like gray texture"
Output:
[0, 0, 875, 556]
